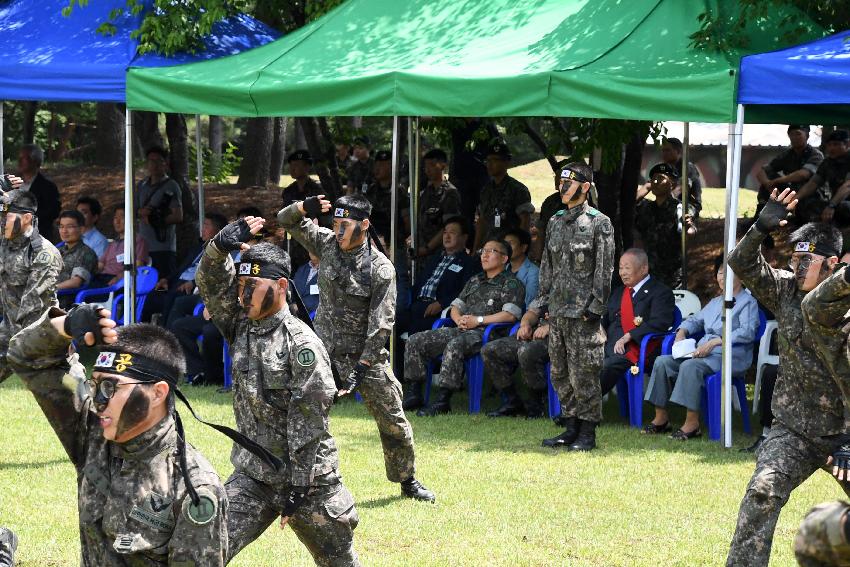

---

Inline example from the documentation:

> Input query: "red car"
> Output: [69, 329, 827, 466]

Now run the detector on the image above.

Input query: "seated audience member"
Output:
[480, 309, 551, 418]
[91, 205, 149, 288]
[170, 305, 225, 387]
[293, 251, 321, 315]
[643, 256, 759, 439]
[144, 212, 227, 326]
[755, 125, 823, 211]
[413, 148, 462, 259]
[135, 145, 184, 277]
[501, 227, 538, 307]
[18, 143, 60, 242]
[635, 163, 695, 289]
[599, 248, 675, 397]
[75, 196, 109, 258]
[56, 210, 99, 307]
[795, 129, 850, 224]
[405, 239, 524, 416]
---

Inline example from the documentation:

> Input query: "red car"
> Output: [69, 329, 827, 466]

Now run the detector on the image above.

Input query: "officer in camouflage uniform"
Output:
[0, 527, 16, 567]
[473, 139, 534, 252]
[755, 125, 823, 208]
[345, 136, 374, 195]
[634, 163, 687, 289]
[365, 150, 410, 250]
[413, 148, 462, 260]
[795, 129, 850, 224]
[794, 501, 850, 566]
[0, 188, 61, 384]
[195, 220, 360, 565]
[480, 316, 550, 418]
[529, 162, 614, 452]
[281, 149, 332, 271]
[56, 210, 98, 308]
[726, 188, 850, 567]
[406, 238, 524, 416]
[277, 194, 435, 502]
[8, 306, 240, 565]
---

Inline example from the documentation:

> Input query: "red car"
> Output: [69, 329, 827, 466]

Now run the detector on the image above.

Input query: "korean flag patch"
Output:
[95, 352, 116, 368]
[238, 262, 252, 275]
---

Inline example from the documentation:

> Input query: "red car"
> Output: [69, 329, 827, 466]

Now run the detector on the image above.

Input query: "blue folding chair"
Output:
[616, 306, 683, 428]
[76, 266, 159, 325]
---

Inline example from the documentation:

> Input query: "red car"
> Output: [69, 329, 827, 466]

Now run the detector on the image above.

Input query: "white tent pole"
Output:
[681, 122, 689, 288]
[390, 115, 400, 367]
[0, 101, 5, 176]
[195, 114, 204, 238]
[721, 104, 745, 448]
[407, 118, 416, 279]
[123, 110, 136, 325]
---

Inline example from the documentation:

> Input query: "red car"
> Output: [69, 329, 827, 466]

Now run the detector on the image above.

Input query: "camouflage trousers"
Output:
[480, 335, 549, 391]
[404, 327, 484, 390]
[225, 472, 359, 567]
[794, 500, 850, 567]
[0, 320, 11, 384]
[549, 316, 604, 423]
[335, 355, 416, 483]
[726, 423, 850, 567]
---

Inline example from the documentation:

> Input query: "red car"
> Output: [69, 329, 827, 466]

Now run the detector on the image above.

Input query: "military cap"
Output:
[353, 135, 371, 148]
[374, 150, 392, 162]
[287, 149, 313, 164]
[826, 130, 850, 144]
[487, 139, 512, 160]
[648, 162, 680, 180]
[0, 189, 38, 214]
[787, 124, 810, 134]
[424, 148, 448, 162]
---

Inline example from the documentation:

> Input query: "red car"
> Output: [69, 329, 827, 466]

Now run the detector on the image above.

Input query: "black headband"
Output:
[333, 205, 369, 221]
[794, 240, 839, 258]
[237, 260, 290, 280]
[560, 168, 590, 184]
[0, 203, 36, 215]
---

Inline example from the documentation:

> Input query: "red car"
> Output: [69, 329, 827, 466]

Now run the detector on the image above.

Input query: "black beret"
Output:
[487, 139, 512, 159]
[826, 130, 850, 144]
[648, 162, 680, 180]
[287, 149, 313, 164]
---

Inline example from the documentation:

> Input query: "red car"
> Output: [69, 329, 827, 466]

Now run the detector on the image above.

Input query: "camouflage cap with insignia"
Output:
[374, 150, 392, 162]
[486, 139, 512, 160]
[287, 149, 313, 164]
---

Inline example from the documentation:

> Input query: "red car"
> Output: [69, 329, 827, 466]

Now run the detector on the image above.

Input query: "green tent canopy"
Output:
[126, 0, 827, 123]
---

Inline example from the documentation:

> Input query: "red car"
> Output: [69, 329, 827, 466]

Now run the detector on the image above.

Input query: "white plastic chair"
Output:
[672, 289, 701, 320]
[752, 320, 778, 413]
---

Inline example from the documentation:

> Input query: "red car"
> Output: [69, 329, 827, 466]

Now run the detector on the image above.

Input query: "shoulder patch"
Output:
[554, 210, 565, 217]
[599, 218, 614, 236]
[295, 346, 317, 367]
[586, 207, 599, 217]
[34, 250, 52, 264]
[378, 265, 394, 280]
[182, 486, 219, 526]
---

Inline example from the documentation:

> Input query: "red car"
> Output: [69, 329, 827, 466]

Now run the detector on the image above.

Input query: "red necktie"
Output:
[619, 287, 641, 364]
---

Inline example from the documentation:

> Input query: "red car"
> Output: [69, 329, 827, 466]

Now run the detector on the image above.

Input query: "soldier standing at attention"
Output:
[726, 189, 848, 567]
[8, 305, 240, 565]
[0, 187, 62, 384]
[278, 194, 436, 503]
[195, 218, 360, 565]
[524, 162, 614, 452]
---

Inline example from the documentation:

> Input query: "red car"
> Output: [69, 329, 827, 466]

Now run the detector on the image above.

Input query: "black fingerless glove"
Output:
[583, 311, 601, 323]
[212, 219, 252, 252]
[755, 198, 790, 233]
[342, 362, 369, 393]
[282, 488, 308, 517]
[63, 304, 105, 345]
[303, 196, 322, 219]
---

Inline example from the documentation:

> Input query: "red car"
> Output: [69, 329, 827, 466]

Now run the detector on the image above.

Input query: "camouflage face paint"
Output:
[115, 384, 149, 437]
[259, 284, 276, 315]
[239, 278, 258, 313]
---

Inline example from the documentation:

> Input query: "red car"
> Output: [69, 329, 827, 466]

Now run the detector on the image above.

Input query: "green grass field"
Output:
[0, 375, 841, 566]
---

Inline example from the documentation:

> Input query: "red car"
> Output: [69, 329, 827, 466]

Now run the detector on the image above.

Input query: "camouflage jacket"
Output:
[196, 242, 339, 487]
[346, 158, 374, 193]
[0, 228, 61, 333]
[7, 311, 227, 566]
[450, 270, 524, 320]
[476, 175, 534, 241]
[811, 153, 850, 196]
[278, 203, 396, 367]
[801, 266, 850, 428]
[59, 241, 98, 286]
[634, 197, 682, 289]
[530, 201, 615, 319]
[365, 181, 410, 246]
[416, 179, 462, 248]
[729, 224, 844, 437]
[281, 178, 333, 228]
[762, 144, 823, 190]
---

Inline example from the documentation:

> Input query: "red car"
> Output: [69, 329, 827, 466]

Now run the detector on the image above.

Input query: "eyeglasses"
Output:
[58, 224, 80, 230]
[480, 247, 507, 257]
[788, 255, 824, 272]
[85, 378, 150, 400]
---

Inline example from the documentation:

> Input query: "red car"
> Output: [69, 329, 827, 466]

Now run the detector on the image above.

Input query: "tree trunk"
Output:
[208, 115, 224, 177]
[133, 111, 164, 155]
[298, 117, 341, 199]
[94, 103, 125, 167]
[594, 144, 626, 266]
[269, 117, 287, 185]
[237, 117, 273, 188]
[294, 119, 307, 150]
[618, 130, 647, 252]
[22, 101, 38, 145]
[165, 113, 189, 186]
[51, 118, 76, 163]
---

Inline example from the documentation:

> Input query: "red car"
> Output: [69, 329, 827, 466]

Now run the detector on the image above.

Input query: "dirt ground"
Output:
[45, 164, 774, 304]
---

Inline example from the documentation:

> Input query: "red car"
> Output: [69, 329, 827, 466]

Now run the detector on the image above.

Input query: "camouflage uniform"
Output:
[674, 160, 703, 214]
[476, 175, 534, 244]
[761, 144, 823, 193]
[798, 153, 850, 222]
[405, 271, 524, 390]
[57, 241, 98, 307]
[196, 242, 359, 566]
[529, 202, 614, 423]
[365, 181, 410, 248]
[634, 197, 682, 289]
[278, 203, 416, 485]
[416, 179, 462, 249]
[0, 226, 61, 383]
[480, 331, 549, 391]
[346, 159, 374, 194]
[794, 501, 850, 566]
[281, 178, 333, 270]
[7, 311, 228, 566]
[726, 224, 850, 567]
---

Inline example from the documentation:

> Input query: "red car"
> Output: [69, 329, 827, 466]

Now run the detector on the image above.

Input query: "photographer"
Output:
[135, 146, 183, 277]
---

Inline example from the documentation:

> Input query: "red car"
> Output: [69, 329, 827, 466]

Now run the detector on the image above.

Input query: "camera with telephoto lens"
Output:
[147, 193, 173, 242]
[0, 175, 13, 195]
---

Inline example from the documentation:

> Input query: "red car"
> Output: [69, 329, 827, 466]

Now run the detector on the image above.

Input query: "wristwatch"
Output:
[477, 316, 484, 326]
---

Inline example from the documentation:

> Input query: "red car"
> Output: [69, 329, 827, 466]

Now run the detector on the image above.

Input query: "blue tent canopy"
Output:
[0, 0, 279, 103]
[739, 30, 850, 123]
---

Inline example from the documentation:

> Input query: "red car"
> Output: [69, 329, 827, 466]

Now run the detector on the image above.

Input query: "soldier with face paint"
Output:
[195, 217, 360, 566]
[726, 188, 850, 567]
[278, 194, 436, 503]
[6, 305, 283, 565]
[0, 186, 62, 384]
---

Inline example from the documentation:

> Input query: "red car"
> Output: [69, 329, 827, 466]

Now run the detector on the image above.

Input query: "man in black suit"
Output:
[18, 144, 61, 243]
[599, 248, 675, 397]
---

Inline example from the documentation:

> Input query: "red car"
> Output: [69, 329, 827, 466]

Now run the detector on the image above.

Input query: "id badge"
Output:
[309, 284, 320, 296]
[116, 253, 125, 263]
[494, 214, 501, 228]
[361, 182, 369, 194]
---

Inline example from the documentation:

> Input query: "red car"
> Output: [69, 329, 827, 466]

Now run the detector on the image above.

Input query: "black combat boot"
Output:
[402, 383, 425, 411]
[416, 388, 452, 416]
[400, 477, 436, 502]
[524, 388, 546, 418]
[542, 416, 579, 448]
[0, 527, 17, 567]
[568, 420, 598, 452]
[486, 385, 525, 417]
